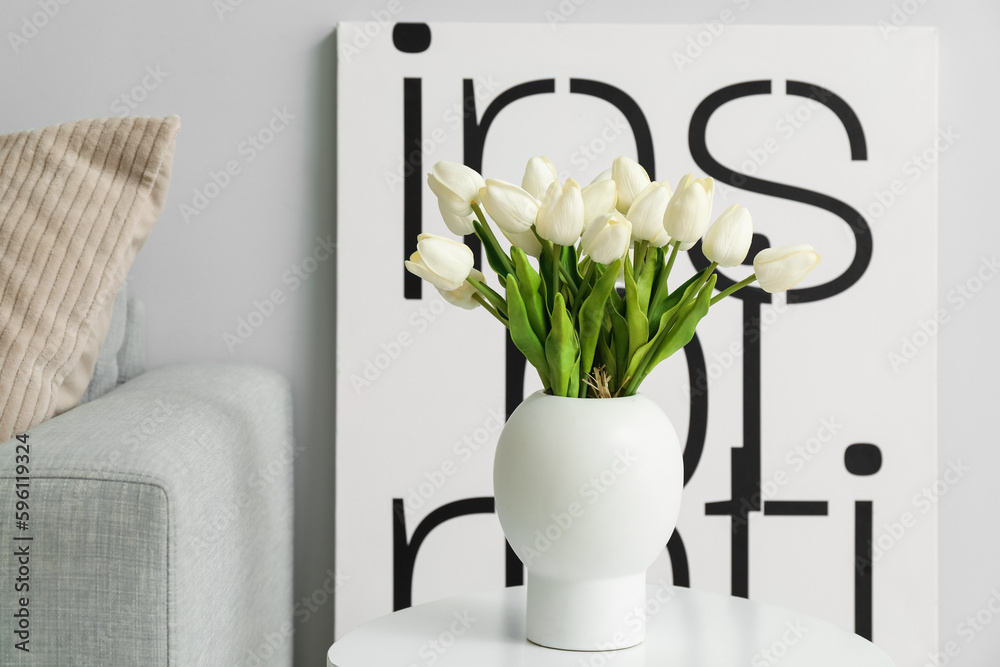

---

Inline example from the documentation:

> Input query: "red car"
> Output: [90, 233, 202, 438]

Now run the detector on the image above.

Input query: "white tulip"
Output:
[702, 205, 753, 267]
[663, 173, 715, 244]
[753, 244, 822, 293]
[480, 179, 540, 234]
[521, 156, 558, 200]
[611, 155, 651, 214]
[581, 211, 632, 265]
[438, 268, 485, 310]
[535, 179, 585, 245]
[437, 199, 476, 236]
[590, 168, 612, 184]
[404, 233, 475, 292]
[581, 179, 618, 226]
[626, 181, 673, 246]
[427, 161, 486, 217]
[500, 227, 543, 258]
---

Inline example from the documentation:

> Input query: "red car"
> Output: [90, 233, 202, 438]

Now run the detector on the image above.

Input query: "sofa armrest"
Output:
[0, 363, 294, 666]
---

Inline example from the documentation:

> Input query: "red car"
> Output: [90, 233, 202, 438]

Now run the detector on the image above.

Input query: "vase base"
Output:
[525, 572, 646, 651]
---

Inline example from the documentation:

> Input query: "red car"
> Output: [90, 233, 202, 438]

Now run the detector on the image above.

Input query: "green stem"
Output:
[472, 293, 506, 324]
[662, 241, 680, 289]
[468, 277, 508, 317]
[711, 273, 757, 305]
[634, 240, 650, 277]
[551, 242, 561, 309]
[471, 201, 515, 276]
[621, 262, 718, 396]
[558, 264, 578, 298]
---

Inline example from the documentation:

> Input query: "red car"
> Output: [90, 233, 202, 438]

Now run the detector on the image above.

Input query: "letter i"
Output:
[845, 442, 882, 641]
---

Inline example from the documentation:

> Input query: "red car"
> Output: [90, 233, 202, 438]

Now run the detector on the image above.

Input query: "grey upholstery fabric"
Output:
[81, 286, 129, 405]
[0, 364, 294, 666]
[117, 297, 146, 385]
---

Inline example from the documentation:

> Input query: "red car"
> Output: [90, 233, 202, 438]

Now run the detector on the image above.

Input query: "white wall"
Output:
[2, 0, 996, 665]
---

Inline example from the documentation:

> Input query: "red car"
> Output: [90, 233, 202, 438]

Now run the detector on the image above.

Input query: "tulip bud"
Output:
[535, 179, 585, 245]
[480, 179, 540, 234]
[703, 205, 753, 267]
[581, 211, 632, 265]
[753, 244, 821, 293]
[437, 199, 475, 236]
[627, 181, 673, 246]
[404, 233, 475, 291]
[663, 173, 714, 244]
[500, 227, 543, 258]
[427, 161, 486, 217]
[611, 156, 651, 214]
[581, 179, 618, 226]
[589, 168, 612, 184]
[438, 268, 485, 310]
[521, 156, 558, 200]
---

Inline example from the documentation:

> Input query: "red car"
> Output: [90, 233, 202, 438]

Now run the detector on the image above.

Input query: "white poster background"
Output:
[336, 23, 937, 665]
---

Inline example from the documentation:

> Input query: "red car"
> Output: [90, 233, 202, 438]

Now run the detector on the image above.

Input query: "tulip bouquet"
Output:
[405, 156, 820, 398]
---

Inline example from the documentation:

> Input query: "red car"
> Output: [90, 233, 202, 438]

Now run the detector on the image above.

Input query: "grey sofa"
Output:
[0, 363, 294, 666]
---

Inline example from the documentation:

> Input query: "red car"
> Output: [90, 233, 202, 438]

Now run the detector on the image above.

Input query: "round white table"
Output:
[327, 584, 895, 666]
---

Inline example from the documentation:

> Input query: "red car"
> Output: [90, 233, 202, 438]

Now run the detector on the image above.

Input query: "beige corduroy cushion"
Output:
[0, 115, 180, 441]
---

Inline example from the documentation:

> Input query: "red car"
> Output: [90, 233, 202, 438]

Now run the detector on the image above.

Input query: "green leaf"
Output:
[609, 305, 629, 384]
[648, 274, 717, 370]
[544, 293, 580, 397]
[511, 247, 547, 341]
[472, 219, 513, 278]
[623, 259, 649, 366]
[506, 278, 550, 388]
[649, 271, 702, 338]
[577, 258, 621, 377]
[636, 246, 660, 317]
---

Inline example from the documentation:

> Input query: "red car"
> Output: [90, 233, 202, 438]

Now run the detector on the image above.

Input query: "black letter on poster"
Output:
[694, 81, 871, 612]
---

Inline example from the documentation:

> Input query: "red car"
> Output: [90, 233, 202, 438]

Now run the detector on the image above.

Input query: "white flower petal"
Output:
[703, 204, 753, 268]
[581, 179, 618, 226]
[536, 179, 585, 245]
[612, 156, 651, 214]
[753, 244, 822, 293]
[480, 179, 540, 234]
[521, 156, 558, 200]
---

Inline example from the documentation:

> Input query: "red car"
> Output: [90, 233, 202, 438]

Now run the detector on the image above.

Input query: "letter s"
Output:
[688, 80, 872, 303]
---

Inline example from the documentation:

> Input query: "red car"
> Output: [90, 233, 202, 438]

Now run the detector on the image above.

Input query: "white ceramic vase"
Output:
[493, 390, 683, 651]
